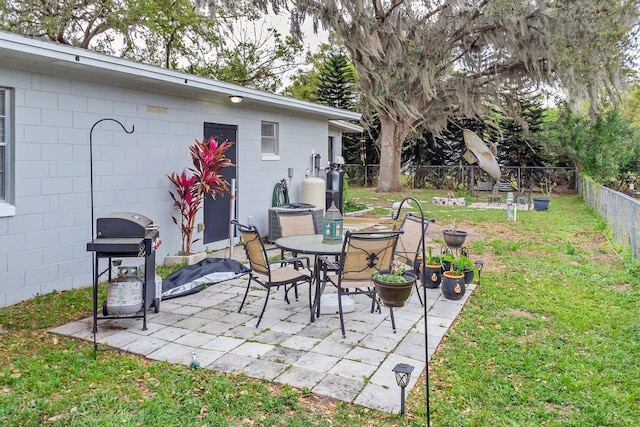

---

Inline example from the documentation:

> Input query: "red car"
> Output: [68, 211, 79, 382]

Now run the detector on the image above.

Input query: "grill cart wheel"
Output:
[154, 298, 160, 313]
[102, 300, 109, 316]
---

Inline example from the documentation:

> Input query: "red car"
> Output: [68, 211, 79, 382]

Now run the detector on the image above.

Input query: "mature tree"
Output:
[207, 0, 639, 191]
[0, 1, 303, 92]
[283, 43, 335, 101]
[195, 22, 304, 92]
[498, 97, 548, 167]
[0, 0, 219, 65]
[284, 43, 372, 165]
[314, 50, 363, 164]
[623, 82, 640, 124]
[315, 52, 356, 110]
[542, 104, 640, 186]
[121, 0, 217, 68]
[0, 0, 129, 48]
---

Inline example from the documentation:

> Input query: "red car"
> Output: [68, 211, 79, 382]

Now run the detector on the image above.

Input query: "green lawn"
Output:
[1, 189, 639, 426]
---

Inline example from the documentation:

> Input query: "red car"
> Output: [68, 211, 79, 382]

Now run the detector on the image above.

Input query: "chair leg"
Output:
[308, 279, 314, 322]
[238, 275, 253, 314]
[389, 307, 396, 333]
[370, 288, 376, 313]
[255, 287, 271, 327]
[337, 288, 346, 338]
[370, 289, 381, 314]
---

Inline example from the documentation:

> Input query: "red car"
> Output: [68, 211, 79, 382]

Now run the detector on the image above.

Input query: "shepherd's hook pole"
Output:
[89, 119, 134, 357]
[391, 197, 431, 427]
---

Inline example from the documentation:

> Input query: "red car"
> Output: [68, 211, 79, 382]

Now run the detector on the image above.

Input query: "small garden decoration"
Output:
[168, 137, 234, 255]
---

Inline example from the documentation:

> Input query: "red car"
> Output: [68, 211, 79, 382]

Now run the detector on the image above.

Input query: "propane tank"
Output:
[105, 266, 143, 315]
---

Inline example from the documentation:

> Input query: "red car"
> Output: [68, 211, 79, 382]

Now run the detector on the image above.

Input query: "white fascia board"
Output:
[329, 120, 364, 133]
[0, 31, 362, 121]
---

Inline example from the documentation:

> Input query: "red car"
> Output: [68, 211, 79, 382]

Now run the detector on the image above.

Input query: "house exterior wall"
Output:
[0, 65, 332, 307]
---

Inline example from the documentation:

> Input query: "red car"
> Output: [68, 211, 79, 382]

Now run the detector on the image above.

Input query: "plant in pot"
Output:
[441, 253, 478, 300]
[442, 222, 468, 247]
[416, 247, 442, 288]
[533, 178, 556, 211]
[166, 137, 234, 264]
[371, 262, 417, 308]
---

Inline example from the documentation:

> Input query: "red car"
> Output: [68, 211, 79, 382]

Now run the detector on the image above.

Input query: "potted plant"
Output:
[442, 223, 468, 247]
[165, 137, 234, 265]
[533, 178, 556, 211]
[441, 253, 478, 300]
[416, 247, 442, 288]
[371, 262, 417, 308]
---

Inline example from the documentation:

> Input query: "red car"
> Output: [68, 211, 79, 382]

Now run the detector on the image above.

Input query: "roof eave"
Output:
[0, 31, 362, 121]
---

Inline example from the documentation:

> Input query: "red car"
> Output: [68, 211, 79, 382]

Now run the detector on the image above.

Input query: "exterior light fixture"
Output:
[392, 363, 414, 416]
[229, 95, 244, 103]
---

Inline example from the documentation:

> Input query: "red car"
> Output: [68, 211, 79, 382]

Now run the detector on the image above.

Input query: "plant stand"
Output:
[442, 229, 468, 247]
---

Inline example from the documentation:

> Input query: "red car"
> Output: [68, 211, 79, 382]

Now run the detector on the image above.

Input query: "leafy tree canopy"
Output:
[0, 0, 304, 91]
[206, 0, 639, 191]
[541, 103, 640, 186]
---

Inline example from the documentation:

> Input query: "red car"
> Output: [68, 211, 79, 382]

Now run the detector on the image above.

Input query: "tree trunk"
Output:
[377, 115, 410, 192]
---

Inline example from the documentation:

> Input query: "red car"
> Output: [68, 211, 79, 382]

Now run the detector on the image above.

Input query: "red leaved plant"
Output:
[168, 137, 234, 255]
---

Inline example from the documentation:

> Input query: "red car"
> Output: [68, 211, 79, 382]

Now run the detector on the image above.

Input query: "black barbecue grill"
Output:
[87, 212, 160, 332]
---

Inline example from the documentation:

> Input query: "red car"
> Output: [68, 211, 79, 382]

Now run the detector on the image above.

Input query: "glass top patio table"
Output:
[275, 234, 343, 256]
[275, 234, 344, 322]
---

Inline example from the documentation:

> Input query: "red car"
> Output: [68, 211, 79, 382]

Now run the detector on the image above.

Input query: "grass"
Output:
[2, 188, 640, 426]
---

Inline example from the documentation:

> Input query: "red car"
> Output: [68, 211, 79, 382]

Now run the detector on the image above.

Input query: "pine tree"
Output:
[315, 52, 363, 164]
[315, 53, 356, 111]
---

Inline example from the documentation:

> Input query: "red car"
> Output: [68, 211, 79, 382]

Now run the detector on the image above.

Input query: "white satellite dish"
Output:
[463, 129, 501, 180]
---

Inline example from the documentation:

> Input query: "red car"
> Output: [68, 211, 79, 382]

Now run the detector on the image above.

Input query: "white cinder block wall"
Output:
[0, 65, 336, 307]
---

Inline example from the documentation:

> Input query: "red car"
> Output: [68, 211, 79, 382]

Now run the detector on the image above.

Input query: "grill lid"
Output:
[97, 212, 153, 238]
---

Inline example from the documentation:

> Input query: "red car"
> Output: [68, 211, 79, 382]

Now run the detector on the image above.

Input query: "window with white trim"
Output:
[0, 88, 14, 217]
[261, 121, 279, 156]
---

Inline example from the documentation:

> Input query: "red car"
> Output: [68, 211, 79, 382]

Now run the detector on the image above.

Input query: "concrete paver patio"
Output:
[51, 273, 475, 414]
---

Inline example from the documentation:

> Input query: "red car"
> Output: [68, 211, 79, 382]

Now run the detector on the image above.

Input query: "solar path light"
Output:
[392, 363, 414, 416]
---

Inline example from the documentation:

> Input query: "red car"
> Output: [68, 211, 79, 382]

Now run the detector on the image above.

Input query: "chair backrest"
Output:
[277, 210, 316, 237]
[339, 230, 401, 283]
[395, 213, 433, 265]
[232, 220, 269, 275]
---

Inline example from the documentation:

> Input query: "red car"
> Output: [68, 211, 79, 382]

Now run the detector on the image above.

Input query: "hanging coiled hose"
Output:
[272, 178, 290, 207]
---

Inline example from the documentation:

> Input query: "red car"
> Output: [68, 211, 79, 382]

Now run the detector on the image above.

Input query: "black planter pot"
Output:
[441, 272, 466, 300]
[463, 269, 474, 284]
[533, 197, 550, 211]
[443, 230, 468, 247]
[421, 264, 442, 289]
[372, 271, 416, 308]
